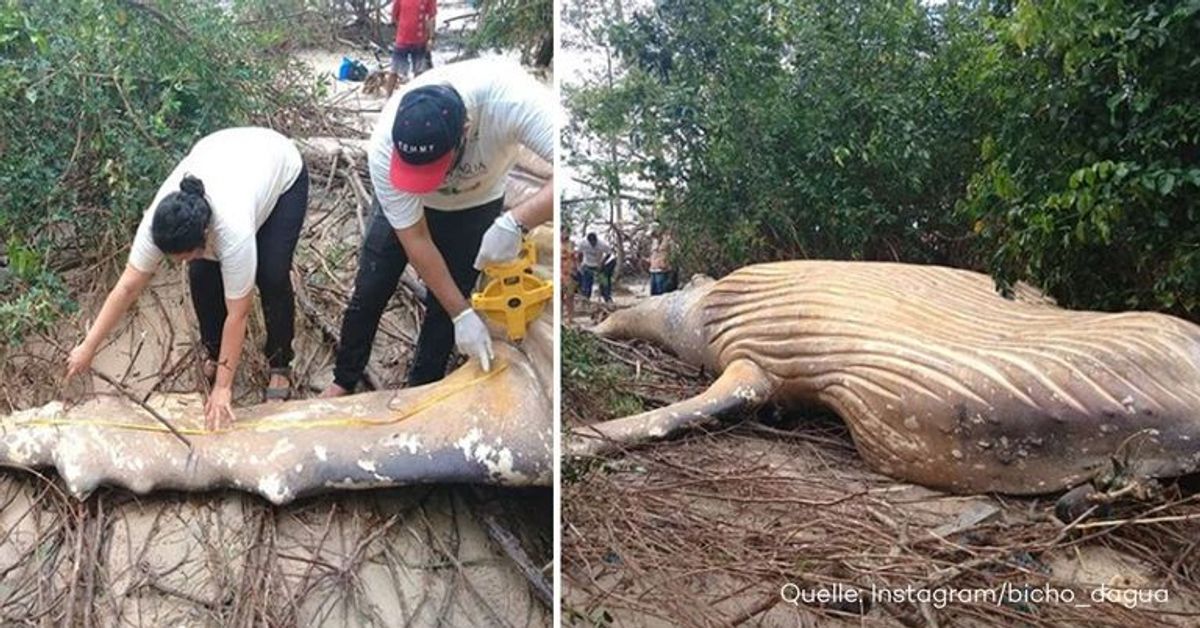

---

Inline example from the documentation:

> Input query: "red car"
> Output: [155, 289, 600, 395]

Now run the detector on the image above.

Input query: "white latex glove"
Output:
[473, 211, 524, 270]
[453, 308, 494, 371]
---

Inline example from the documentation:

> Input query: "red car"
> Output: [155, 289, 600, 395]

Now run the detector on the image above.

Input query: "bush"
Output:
[566, 0, 1200, 321]
[959, 0, 1200, 315]
[562, 327, 644, 424]
[472, 0, 553, 67]
[0, 0, 316, 343]
[567, 0, 981, 277]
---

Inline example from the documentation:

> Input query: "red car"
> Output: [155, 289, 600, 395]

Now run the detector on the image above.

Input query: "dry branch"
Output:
[472, 489, 554, 609]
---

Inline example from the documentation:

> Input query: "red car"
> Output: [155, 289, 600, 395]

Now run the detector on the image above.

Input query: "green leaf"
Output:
[1159, 173, 1177, 195]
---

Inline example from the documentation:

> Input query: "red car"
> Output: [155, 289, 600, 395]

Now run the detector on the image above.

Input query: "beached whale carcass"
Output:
[0, 317, 552, 504]
[571, 261, 1200, 495]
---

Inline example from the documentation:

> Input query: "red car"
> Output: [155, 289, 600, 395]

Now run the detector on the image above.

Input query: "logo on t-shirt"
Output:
[439, 179, 485, 195]
[439, 160, 488, 195]
[454, 161, 488, 177]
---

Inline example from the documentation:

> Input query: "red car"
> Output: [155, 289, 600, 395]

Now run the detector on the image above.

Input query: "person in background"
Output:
[576, 232, 610, 301]
[65, 128, 308, 429]
[386, 0, 437, 96]
[598, 249, 617, 303]
[321, 58, 554, 399]
[648, 227, 674, 296]
[561, 230, 577, 320]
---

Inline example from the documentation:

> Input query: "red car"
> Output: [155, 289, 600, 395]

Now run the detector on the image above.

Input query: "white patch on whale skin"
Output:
[0, 403, 68, 465]
[314, 445, 328, 461]
[381, 433, 422, 454]
[3, 428, 49, 465]
[89, 427, 150, 476]
[456, 428, 483, 455]
[733, 385, 759, 401]
[258, 474, 291, 504]
[456, 428, 522, 481]
[5, 401, 66, 425]
[54, 428, 90, 494]
[324, 477, 359, 488]
[267, 438, 295, 461]
[356, 458, 392, 482]
[249, 402, 340, 429]
[210, 447, 240, 469]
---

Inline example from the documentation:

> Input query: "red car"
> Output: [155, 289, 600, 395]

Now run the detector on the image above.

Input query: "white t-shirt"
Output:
[577, 240, 611, 267]
[128, 127, 304, 299]
[369, 59, 554, 229]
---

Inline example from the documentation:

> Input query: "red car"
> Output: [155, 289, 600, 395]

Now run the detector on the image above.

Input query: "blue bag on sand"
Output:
[337, 57, 369, 82]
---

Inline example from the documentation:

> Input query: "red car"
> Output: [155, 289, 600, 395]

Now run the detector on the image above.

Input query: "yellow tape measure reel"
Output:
[471, 240, 552, 340]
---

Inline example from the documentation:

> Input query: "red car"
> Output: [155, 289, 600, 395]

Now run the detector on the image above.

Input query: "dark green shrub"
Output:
[0, 0, 316, 342]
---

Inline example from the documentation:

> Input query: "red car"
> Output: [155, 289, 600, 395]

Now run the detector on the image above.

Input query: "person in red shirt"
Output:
[387, 0, 437, 96]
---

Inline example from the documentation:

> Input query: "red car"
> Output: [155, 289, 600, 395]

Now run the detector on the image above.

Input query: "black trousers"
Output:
[333, 196, 503, 389]
[189, 166, 309, 370]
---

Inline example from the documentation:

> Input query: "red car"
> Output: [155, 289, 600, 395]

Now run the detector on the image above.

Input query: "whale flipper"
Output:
[569, 359, 775, 457]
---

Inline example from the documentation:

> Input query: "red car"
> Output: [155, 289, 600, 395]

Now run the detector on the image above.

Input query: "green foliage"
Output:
[959, 0, 1200, 314]
[568, 0, 982, 276]
[472, 0, 553, 67]
[0, 0, 316, 343]
[562, 327, 645, 421]
[567, 0, 1200, 320]
[0, 272, 76, 343]
[0, 238, 76, 342]
[561, 326, 645, 487]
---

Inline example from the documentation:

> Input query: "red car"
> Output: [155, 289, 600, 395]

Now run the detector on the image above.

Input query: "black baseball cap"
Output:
[389, 84, 467, 194]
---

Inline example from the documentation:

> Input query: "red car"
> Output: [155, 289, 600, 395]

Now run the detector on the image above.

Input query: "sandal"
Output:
[264, 367, 292, 402]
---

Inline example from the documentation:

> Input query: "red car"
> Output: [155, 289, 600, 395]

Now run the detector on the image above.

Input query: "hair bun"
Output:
[179, 174, 205, 197]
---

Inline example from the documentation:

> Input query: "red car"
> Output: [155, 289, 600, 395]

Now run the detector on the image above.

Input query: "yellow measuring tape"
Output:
[21, 362, 508, 436]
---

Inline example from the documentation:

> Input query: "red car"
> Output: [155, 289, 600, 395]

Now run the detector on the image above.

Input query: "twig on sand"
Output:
[471, 488, 553, 609]
[89, 368, 194, 454]
[293, 273, 384, 390]
[38, 335, 193, 453]
[341, 154, 371, 238]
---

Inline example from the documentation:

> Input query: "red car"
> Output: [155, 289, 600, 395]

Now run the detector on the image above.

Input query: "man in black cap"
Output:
[321, 58, 553, 397]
